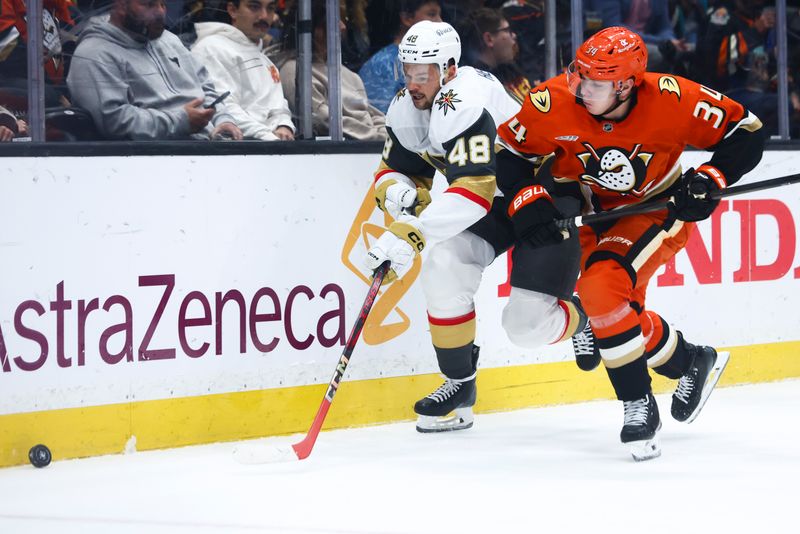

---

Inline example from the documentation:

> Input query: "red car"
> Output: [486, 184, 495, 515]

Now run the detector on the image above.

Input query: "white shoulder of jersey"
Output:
[385, 88, 432, 154]
[429, 66, 519, 149]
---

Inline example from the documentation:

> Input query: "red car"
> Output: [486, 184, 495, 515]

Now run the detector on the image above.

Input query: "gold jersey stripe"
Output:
[450, 175, 496, 205]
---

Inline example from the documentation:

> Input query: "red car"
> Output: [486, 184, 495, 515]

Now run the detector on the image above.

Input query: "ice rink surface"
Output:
[1, 380, 797, 534]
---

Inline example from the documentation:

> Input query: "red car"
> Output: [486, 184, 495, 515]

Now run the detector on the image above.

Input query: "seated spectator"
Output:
[457, 7, 532, 103]
[0, 104, 27, 141]
[67, 0, 242, 140]
[276, 0, 386, 141]
[488, 0, 547, 85]
[0, 0, 76, 107]
[341, 0, 370, 72]
[589, 0, 689, 70]
[359, 0, 442, 113]
[727, 46, 778, 136]
[697, 1, 774, 91]
[192, 0, 295, 141]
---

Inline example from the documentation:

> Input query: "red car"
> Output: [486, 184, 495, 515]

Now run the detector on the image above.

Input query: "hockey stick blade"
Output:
[233, 261, 390, 465]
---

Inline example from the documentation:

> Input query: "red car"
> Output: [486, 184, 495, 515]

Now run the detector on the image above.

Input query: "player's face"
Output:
[578, 78, 618, 114]
[229, 0, 276, 43]
[567, 63, 621, 114]
[403, 63, 441, 110]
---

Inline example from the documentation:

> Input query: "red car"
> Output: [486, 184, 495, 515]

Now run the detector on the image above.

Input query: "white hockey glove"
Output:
[375, 179, 431, 219]
[365, 215, 426, 285]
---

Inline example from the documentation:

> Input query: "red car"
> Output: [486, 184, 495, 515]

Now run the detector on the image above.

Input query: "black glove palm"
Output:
[671, 168, 722, 222]
[508, 185, 571, 247]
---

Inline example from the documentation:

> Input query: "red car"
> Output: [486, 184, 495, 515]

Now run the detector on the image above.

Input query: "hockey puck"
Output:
[29, 444, 52, 468]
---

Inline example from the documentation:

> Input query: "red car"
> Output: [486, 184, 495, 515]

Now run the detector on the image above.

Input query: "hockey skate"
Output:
[620, 392, 662, 461]
[570, 297, 600, 371]
[672, 343, 730, 424]
[414, 372, 477, 433]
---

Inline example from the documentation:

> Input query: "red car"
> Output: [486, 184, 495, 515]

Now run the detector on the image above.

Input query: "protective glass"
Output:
[566, 62, 617, 102]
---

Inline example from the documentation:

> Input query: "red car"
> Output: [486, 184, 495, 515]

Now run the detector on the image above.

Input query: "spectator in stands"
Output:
[487, 0, 548, 85]
[67, 0, 242, 140]
[0, 0, 75, 107]
[359, 0, 442, 113]
[457, 7, 532, 103]
[589, 0, 689, 70]
[341, 0, 370, 71]
[697, 1, 774, 91]
[192, 0, 295, 140]
[276, 0, 386, 140]
[727, 45, 777, 135]
[0, 104, 27, 141]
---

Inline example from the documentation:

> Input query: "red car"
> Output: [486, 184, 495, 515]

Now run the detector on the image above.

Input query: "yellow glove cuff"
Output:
[388, 220, 426, 253]
[374, 178, 397, 213]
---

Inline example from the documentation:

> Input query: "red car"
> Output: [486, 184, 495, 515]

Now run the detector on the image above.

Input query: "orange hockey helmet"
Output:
[570, 27, 648, 87]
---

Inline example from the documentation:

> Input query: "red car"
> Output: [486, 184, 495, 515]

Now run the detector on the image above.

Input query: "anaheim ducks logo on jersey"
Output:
[435, 89, 461, 115]
[658, 76, 681, 100]
[529, 88, 551, 113]
[576, 142, 654, 195]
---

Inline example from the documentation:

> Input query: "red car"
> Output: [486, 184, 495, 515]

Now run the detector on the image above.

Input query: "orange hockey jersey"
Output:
[497, 72, 762, 212]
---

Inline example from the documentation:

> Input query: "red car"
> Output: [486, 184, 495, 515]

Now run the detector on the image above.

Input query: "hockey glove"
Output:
[375, 179, 431, 219]
[508, 185, 571, 248]
[365, 215, 426, 284]
[671, 166, 726, 222]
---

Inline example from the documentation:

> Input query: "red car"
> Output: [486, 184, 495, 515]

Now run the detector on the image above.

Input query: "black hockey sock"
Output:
[434, 343, 478, 380]
[652, 331, 694, 379]
[605, 356, 652, 401]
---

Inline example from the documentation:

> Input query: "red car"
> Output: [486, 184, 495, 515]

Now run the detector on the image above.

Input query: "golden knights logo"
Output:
[576, 142, 654, 195]
[435, 89, 461, 115]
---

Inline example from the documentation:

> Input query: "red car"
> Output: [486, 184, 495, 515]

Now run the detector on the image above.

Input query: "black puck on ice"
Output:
[29, 444, 52, 468]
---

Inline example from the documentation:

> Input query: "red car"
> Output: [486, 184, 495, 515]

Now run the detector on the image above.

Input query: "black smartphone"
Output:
[204, 91, 231, 109]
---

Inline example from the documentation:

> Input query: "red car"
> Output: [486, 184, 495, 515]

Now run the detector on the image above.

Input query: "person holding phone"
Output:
[67, 0, 242, 140]
[192, 0, 297, 141]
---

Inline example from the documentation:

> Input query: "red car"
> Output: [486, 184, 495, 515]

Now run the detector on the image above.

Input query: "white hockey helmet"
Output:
[398, 20, 461, 85]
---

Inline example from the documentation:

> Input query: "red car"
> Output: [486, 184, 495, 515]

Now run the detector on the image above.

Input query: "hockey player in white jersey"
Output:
[364, 21, 598, 433]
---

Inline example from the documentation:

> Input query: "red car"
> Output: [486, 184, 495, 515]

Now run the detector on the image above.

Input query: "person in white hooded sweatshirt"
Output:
[192, 0, 296, 141]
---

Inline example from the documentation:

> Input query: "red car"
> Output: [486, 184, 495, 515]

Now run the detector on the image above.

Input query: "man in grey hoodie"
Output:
[67, 0, 242, 141]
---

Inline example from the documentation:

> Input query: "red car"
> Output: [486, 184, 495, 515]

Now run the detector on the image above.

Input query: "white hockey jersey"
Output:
[376, 66, 520, 245]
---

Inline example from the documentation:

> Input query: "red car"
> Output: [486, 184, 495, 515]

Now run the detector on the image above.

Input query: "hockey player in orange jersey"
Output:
[497, 27, 765, 461]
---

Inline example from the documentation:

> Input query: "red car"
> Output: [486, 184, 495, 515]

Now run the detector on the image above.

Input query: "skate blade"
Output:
[685, 350, 730, 424]
[416, 407, 474, 433]
[627, 436, 662, 462]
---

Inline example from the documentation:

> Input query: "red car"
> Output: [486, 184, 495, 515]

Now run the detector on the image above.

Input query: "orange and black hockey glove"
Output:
[508, 185, 571, 247]
[671, 165, 725, 222]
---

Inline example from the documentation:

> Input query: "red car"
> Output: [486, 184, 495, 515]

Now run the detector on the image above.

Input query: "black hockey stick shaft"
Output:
[571, 172, 800, 227]
[291, 260, 390, 460]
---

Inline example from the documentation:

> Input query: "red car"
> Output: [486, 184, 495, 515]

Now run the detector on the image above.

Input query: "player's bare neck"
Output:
[599, 98, 633, 121]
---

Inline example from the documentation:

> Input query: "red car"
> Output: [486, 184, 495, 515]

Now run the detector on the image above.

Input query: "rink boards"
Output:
[1, 149, 799, 467]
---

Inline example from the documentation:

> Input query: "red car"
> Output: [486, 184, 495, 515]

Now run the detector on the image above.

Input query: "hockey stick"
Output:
[233, 261, 390, 464]
[567, 172, 800, 228]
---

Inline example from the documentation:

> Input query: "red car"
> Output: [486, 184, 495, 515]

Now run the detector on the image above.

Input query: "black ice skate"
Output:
[672, 342, 730, 424]
[570, 296, 600, 371]
[414, 372, 477, 433]
[620, 392, 662, 461]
